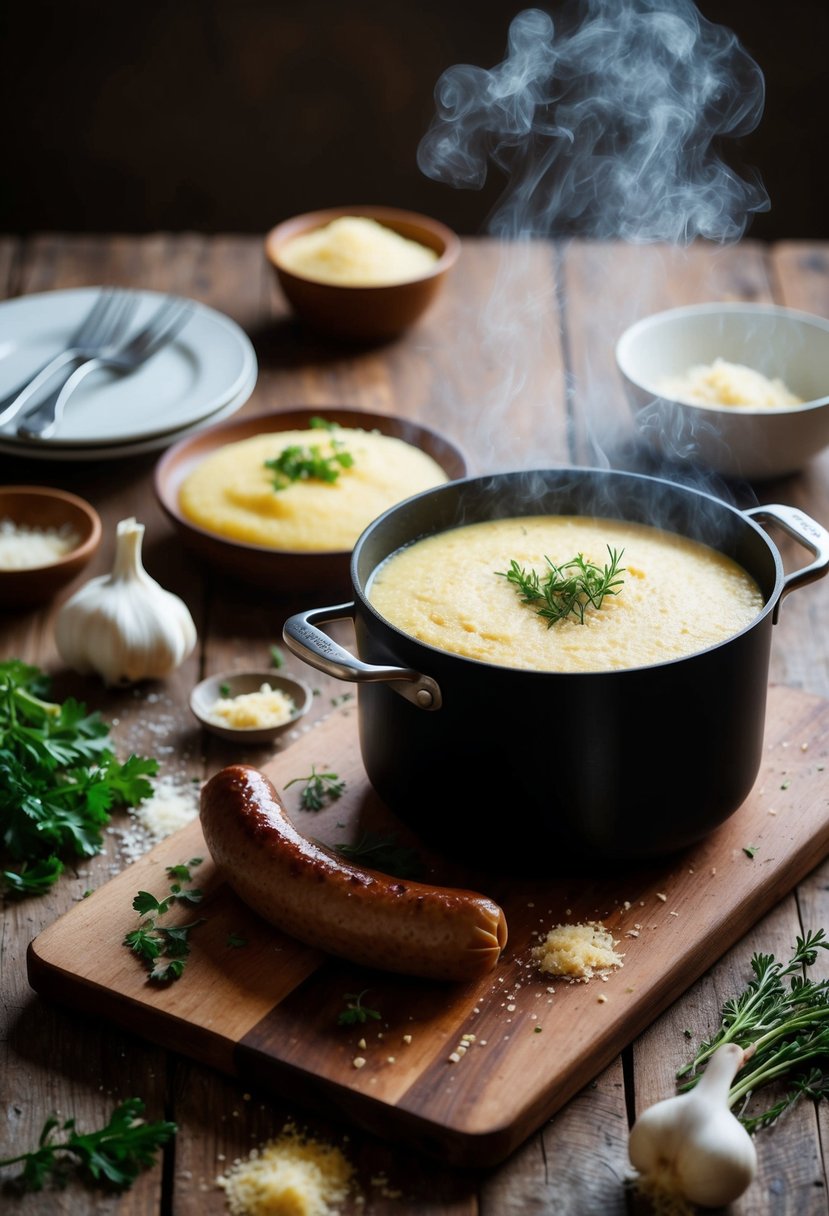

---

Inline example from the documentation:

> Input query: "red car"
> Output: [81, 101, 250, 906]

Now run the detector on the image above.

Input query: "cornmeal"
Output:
[367, 515, 764, 673]
[179, 425, 448, 551]
[277, 216, 438, 286]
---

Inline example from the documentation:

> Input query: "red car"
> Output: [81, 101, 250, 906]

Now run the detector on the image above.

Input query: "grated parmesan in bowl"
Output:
[0, 519, 81, 569]
[206, 683, 295, 730]
[656, 358, 803, 410]
[190, 670, 313, 744]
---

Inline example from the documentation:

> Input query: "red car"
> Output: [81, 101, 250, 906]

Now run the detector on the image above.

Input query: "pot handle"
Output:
[283, 603, 442, 710]
[745, 503, 829, 619]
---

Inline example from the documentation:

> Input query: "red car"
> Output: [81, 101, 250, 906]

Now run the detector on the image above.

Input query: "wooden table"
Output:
[2, 233, 829, 1214]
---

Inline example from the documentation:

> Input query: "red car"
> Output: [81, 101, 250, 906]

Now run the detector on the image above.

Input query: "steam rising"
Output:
[416, 1, 771, 495]
[418, 1, 769, 242]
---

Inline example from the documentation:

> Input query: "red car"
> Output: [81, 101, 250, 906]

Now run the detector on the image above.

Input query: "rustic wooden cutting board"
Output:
[27, 683, 829, 1167]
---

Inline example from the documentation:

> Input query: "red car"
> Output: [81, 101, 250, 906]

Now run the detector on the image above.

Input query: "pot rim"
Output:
[349, 465, 785, 677]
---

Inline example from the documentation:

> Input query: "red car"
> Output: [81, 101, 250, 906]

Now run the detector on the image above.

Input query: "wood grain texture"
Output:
[26, 684, 829, 1169]
[3, 235, 829, 1213]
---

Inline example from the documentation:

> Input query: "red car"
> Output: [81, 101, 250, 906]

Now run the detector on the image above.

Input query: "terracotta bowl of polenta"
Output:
[264, 206, 461, 341]
[153, 406, 467, 593]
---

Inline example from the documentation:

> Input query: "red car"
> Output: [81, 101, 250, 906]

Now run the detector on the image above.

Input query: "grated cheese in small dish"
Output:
[0, 519, 80, 570]
[206, 683, 296, 730]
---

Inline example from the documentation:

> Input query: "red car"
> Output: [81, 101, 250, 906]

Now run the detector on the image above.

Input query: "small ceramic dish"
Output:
[153, 405, 467, 592]
[616, 302, 829, 481]
[264, 205, 461, 341]
[190, 670, 314, 744]
[0, 484, 102, 608]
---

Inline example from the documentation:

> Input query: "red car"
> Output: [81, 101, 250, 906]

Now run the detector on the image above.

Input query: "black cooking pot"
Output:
[284, 469, 829, 871]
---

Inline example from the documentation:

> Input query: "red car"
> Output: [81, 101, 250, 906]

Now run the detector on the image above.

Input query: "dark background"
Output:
[2, 0, 826, 240]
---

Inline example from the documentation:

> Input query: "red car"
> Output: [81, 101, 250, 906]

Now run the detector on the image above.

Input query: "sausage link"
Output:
[200, 764, 508, 982]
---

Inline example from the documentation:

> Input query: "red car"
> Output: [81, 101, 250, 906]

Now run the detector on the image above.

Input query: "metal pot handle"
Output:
[283, 603, 442, 710]
[745, 503, 829, 619]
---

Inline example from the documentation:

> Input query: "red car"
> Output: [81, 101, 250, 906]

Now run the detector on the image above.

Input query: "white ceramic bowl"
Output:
[616, 303, 829, 480]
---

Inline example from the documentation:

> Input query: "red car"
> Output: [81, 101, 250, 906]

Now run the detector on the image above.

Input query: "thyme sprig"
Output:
[335, 831, 423, 879]
[498, 546, 625, 626]
[679, 929, 829, 1131]
[285, 765, 346, 811]
[264, 417, 354, 490]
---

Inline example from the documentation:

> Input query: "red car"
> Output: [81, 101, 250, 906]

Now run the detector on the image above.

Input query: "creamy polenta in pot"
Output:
[367, 515, 764, 673]
[178, 422, 449, 551]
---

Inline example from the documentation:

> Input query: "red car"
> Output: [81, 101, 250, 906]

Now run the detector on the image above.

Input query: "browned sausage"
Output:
[200, 764, 508, 982]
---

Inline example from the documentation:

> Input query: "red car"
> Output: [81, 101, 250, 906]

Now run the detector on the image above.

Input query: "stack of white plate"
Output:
[0, 288, 258, 461]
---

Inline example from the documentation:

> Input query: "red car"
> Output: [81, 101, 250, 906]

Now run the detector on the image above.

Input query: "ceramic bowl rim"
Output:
[264, 204, 462, 290]
[615, 301, 829, 417]
[189, 669, 314, 742]
[0, 484, 103, 575]
[153, 405, 468, 562]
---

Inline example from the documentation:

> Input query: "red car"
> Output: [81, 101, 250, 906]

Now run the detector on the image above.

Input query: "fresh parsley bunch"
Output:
[0, 660, 158, 897]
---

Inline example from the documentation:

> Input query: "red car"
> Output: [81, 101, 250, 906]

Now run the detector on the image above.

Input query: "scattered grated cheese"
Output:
[531, 921, 624, 982]
[114, 773, 200, 860]
[0, 519, 80, 569]
[217, 1122, 360, 1215]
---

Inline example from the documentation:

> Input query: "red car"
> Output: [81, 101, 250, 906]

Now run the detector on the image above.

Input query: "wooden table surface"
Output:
[2, 233, 829, 1214]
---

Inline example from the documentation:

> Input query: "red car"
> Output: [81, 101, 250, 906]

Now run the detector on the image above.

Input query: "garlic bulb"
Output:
[628, 1042, 757, 1210]
[56, 517, 197, 686]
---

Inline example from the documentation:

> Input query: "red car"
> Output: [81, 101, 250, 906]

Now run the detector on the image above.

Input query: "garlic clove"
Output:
[56, 517, 197, 687]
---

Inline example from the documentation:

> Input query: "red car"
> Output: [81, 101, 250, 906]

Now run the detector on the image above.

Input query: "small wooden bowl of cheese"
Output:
[264, 205, 461, 341]
[190, 670, 314, 744]
[616, 302, 829, 481]
[0, 485, 102, 608]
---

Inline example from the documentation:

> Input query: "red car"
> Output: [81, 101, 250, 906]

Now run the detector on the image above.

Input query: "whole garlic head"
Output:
[56, 516, 197, 686]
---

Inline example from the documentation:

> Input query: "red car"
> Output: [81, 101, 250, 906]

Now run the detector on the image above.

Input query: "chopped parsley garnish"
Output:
[264, 419, 354, 490]
[123, 859, 205, 984]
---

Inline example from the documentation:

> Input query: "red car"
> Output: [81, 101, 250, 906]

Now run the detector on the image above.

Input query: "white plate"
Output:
[0, 364, 258, 462]
[0, 287, 257, 445]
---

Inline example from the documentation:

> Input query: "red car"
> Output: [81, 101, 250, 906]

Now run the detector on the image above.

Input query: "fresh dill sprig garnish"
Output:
[498, 546, 625, 625]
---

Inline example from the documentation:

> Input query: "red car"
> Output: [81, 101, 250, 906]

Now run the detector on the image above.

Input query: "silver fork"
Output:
[0, 288, 139, 428]
[17, 296, 196, 441]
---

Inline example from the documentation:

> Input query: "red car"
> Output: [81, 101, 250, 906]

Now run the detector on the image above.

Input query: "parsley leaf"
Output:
[337, 990, 382, 1026]
[0, 661, 158, 897]
[0, 1098, 176, 1192]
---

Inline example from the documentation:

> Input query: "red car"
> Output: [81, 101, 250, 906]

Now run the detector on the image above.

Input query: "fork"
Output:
[0, 288, 139, 428]
[16, 296, 196, 441]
